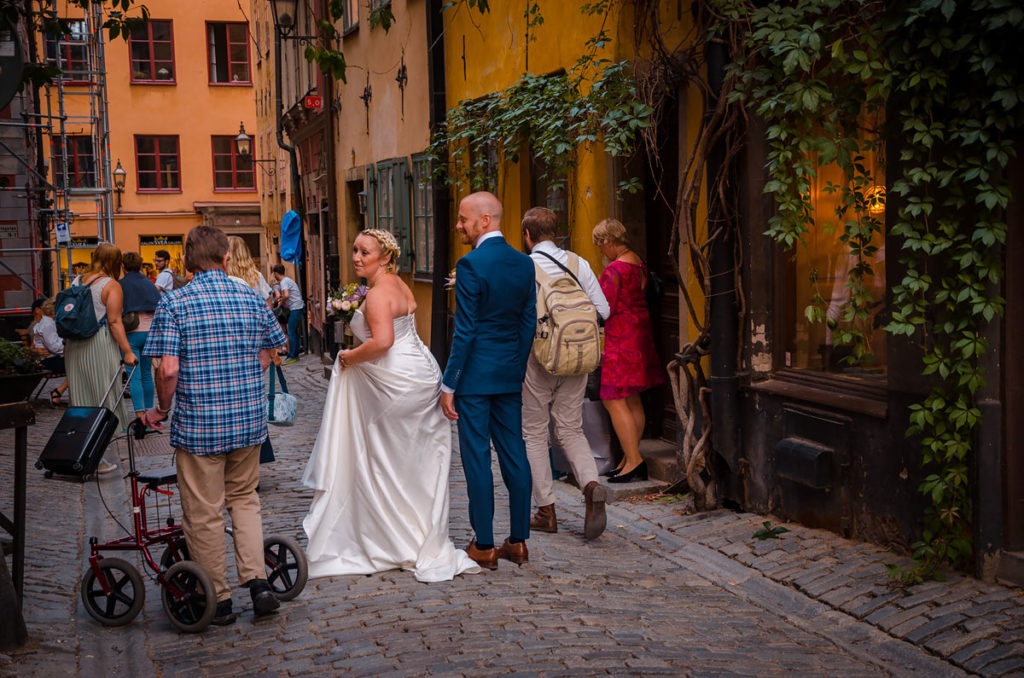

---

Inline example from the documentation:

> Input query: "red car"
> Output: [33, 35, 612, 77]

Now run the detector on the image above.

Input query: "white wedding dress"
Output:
[302, 309, 480, 582]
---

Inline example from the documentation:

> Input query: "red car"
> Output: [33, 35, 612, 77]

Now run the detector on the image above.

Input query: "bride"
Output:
[302, 229, 480, 582]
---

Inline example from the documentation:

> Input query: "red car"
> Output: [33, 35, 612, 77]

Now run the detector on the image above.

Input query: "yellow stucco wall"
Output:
[442, 0, 707, 348]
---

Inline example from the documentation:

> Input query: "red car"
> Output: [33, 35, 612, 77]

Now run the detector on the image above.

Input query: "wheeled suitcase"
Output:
[36, 365, 134, 477]
[550, 397, 621, 477]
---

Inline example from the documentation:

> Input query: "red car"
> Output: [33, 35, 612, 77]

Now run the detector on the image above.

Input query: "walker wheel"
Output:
[80, 557, 145, 626]
[264, 534, 308, 601]
[161, 561, 216, 633]
[158, 537, 189, 571]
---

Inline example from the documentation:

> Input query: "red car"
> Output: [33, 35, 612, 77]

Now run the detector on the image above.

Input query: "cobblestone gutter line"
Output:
[578, 495, 1024, 676]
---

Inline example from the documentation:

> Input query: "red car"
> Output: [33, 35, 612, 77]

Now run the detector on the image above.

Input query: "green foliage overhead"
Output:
[718, 0, 1024, 581]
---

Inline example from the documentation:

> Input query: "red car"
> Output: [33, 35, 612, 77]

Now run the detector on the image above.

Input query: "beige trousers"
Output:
[521, 355, 599, 506]
[175, 445, 264, 602]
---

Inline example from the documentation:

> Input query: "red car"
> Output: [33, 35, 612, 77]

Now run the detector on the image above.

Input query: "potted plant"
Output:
[0, 339, 45, 403]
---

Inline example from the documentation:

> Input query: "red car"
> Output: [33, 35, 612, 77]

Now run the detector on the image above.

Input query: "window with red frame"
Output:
[207, 23, 250, 84]
[45, 20, 89, 83]
[212, 136, 255, 191]
[135, 136, 180, 191]
[129, 20, 175, 83]
[51, 136, 96, 189]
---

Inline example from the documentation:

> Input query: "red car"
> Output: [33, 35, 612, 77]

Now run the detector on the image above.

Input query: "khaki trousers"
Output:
[521, 355, 599, 506]
[175, 445, 264, 602]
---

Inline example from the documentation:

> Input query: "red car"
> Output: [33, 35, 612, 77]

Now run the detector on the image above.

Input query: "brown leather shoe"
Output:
[496, 538, 529, 565]
[530, 504, 558, 533]
[583, 481, 610, 540]
[466, 540, 498, 570]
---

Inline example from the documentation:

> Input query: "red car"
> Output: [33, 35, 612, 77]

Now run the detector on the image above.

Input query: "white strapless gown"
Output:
[302, 309, 480, 582]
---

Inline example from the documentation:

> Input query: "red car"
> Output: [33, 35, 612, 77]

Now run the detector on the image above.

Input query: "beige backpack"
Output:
[532, 252, 601, 377]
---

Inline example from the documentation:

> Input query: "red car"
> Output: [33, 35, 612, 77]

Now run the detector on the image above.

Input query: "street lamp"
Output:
[112, 159, 126, 212]
[235, 122, 252, 158]
[270, 0, 299, 35]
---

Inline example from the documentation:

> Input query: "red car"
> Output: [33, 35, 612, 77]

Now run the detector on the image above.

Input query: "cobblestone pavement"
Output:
[1, 355, 1021, 676]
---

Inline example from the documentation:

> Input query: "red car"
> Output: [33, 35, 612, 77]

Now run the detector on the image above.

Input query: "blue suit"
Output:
[442, 235, 536, 544]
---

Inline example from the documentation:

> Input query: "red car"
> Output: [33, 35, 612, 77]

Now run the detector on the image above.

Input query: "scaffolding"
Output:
[0, 1, 115, 314]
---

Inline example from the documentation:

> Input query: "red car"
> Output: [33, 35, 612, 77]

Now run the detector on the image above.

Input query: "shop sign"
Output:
[71, 237, 98, 249]
[139, 235, 183, 246]
[0, 223, 18, 238]
[304, 94, 323, 110]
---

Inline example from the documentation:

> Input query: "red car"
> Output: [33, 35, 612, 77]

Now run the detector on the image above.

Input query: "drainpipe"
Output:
[24, 0, 51, 296]
[705, 38, 741, 478]
[427, 0, 451, 366]
[274, 23, 308, 354]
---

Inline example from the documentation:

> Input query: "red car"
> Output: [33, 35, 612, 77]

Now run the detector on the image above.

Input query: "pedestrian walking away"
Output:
[521, 206, 612, 540]
[142, 225, 287, 627]
[272, 264, 304, 364]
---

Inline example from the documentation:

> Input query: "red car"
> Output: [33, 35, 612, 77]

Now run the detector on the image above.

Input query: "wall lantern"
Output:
[271, 0, 299, 35]
[866, 185, 886, 214]
[234, 122, 252, 158]
[112, 159, 127, 212]
[357, 190, 368, 215]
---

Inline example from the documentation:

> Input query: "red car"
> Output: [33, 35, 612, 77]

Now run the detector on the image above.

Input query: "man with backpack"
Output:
[520, 207, 611, 540]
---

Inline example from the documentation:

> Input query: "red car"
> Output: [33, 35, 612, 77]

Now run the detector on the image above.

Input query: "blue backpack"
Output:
[54, 277, 105, 339]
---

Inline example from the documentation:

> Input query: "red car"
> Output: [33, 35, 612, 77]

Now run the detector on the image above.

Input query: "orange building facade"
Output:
[46, 0, 264, 282]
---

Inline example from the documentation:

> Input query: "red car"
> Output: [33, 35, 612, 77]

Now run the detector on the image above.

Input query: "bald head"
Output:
[457, 191, 504, 246]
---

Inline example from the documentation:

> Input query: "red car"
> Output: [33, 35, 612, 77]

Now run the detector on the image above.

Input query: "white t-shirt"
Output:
[278, 276, 304, 310]
[155, 269, 174, 294]
[33, 315, 64, 356]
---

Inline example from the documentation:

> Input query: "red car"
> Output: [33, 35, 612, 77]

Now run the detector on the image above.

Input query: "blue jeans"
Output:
[287, 309, 303, 358]
[125, 331, 154, 411]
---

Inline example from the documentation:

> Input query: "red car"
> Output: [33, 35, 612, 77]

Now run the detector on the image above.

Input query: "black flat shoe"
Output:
[601, 467, 624, 477]
[608, 461, 648, 484]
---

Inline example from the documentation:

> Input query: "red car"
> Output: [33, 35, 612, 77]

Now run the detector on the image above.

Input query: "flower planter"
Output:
[0, 372, 47, 404]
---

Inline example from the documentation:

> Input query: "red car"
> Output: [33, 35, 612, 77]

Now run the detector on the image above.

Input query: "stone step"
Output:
[997, 550, 1024, 587]
[639, 438, 680, 484]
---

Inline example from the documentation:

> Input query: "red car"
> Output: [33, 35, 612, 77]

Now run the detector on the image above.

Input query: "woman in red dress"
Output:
[592, 218, 665, 483]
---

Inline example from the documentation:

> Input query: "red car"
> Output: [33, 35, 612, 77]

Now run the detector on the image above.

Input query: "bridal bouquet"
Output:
[327, 282, 367, 323]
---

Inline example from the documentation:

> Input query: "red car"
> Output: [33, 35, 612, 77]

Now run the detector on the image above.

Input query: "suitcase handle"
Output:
[100, 362, 139, 412]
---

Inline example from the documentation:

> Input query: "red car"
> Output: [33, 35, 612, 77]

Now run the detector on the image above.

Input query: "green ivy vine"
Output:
[716, 0, 1024, 582]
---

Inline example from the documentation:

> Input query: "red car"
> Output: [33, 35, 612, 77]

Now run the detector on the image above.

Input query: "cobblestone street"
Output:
[2, 356, 1022, 676]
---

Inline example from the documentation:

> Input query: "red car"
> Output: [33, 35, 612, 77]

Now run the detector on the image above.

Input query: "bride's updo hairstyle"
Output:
[360, 228, 401, 274]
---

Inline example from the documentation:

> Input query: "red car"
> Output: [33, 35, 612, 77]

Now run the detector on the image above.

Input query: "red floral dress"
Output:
[598, 260, 665, 400]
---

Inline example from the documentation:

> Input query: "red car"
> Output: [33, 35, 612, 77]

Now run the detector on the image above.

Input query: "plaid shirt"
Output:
[144, 269, 286, 455]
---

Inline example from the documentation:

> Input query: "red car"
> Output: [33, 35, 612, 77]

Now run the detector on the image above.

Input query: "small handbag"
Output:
[267, 364, 297, 426]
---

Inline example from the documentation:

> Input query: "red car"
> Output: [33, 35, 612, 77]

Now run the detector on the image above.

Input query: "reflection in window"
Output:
[531, 150, 569, 247]
[130, 20, 175, 83]
[786, 149, 886, 379]
[412, 155, 434, 275]
[45, 19, 89, 83]
[135, 135, 180, 191]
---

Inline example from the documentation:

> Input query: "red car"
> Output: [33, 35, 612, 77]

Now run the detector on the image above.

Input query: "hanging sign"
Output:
[304, 94, 323, 110]
[54, 221, 70, 244]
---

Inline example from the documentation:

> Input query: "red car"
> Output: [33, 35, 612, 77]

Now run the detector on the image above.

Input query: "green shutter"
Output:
[365, 164, 376, 228]
[394, 157, 413, 272]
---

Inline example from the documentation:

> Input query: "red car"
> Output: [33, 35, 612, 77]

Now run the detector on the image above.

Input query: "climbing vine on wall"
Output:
[716, 0, 1024, 581]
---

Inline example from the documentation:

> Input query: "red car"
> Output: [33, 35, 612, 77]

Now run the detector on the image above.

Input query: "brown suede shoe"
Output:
[466, 540, 498, 570]
[530, 504, 558, 533]
[583, 481, 610, 540]
[496, 538, 529, 565]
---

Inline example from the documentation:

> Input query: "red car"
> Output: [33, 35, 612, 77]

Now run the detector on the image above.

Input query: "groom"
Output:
[440, 191, 537, 569]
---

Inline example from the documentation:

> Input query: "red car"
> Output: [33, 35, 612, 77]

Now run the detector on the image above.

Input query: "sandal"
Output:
[50, 389, 62, 406]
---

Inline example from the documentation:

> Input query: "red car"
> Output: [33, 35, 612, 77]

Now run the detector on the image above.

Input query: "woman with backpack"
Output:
[592, 218, 665, 484]
[64, 243, 138, 474]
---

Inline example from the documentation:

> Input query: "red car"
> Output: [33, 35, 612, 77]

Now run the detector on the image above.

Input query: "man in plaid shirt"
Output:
[143, 225, 286, 626]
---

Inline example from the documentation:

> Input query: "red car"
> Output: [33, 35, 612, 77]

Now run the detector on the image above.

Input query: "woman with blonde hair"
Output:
[302, 229, 479, 582]
[65, 243, 138, 473]
[592, 218, 664, 483]
[227, 236, 273, 301]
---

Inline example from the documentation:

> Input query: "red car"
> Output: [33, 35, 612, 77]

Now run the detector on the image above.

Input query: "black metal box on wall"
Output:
[771, 404, 852, 532]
